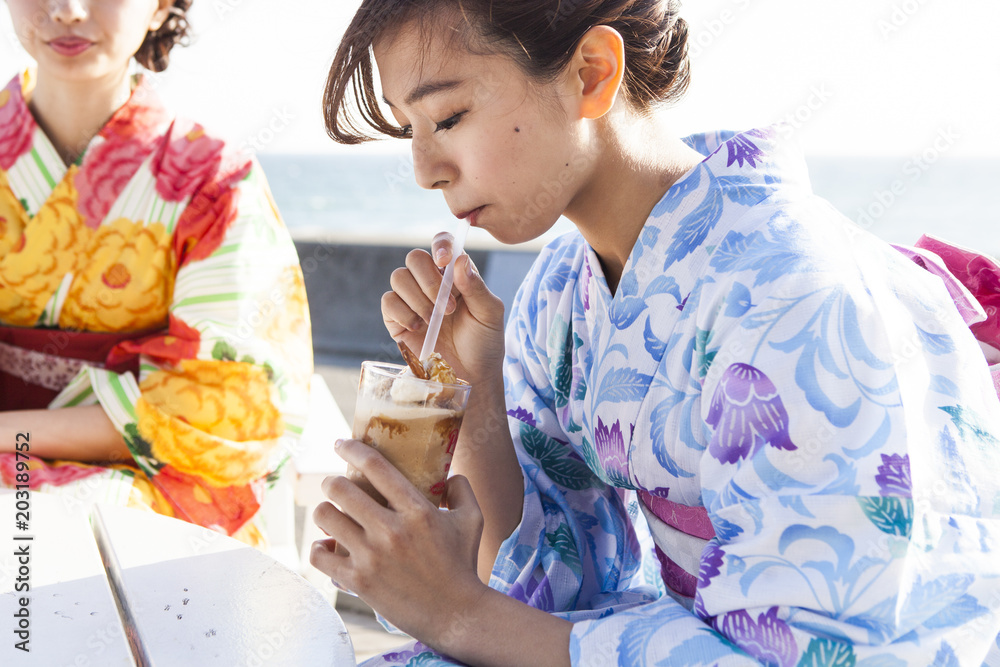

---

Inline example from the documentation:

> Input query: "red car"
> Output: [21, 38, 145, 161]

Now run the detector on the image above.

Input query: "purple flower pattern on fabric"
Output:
[698, 543, 725, 589]
[583, 256, 592, 311]
[508, 576, 554, 610]
[694, 542, 725, 619]
[875, 453, 912, 497]
[714, 607, 798, 667]
[382, 641, 431, 662]
[706, 363, 798, 464]
[726, 134, 765, 168]
[595, 417, 630, 484]
[507, 406, 537, 428]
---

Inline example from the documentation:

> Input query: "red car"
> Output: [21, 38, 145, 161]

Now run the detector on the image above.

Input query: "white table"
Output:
[0, 493, 355, 665]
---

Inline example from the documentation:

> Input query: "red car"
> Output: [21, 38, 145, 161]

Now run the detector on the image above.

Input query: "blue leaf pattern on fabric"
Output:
[916, 326, 956, 355]
[597, 367, 654, 404]
[929, 374, 960, 397]
[795, 638, 857, 667]
[716, 174, 771, 206]
[610, 295, 648, 330]
[652, 167, 701, 216]
[644, 274, 683, 303]
[643, 317, 668, 359]
[933, 642, 960, 667]
[663, 177, 725, 271]
[724, 282, 754, 317]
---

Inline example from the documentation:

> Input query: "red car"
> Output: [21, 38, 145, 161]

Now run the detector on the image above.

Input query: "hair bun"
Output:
[134, 0, 193, 73]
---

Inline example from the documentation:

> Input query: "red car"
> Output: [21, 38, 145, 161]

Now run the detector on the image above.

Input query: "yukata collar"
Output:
[583, 124, 807, 320]
[5, 68, 169, 165]
[580, 125, 810, 458]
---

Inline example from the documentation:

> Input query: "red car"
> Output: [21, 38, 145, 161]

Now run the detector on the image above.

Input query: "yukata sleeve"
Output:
[63, 160, 313, 537]
[569, 249, 1000, 665]
[486, 244, 664, 618]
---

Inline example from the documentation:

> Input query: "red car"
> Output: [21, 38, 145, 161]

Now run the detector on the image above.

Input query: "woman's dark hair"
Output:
[134, 0, 193, 73]
[324, 0, 690, 144]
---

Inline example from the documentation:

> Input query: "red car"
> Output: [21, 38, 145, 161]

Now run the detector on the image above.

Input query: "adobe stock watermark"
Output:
[687, 0, 755, 60]
[239, 108, 296, 155]
[777, 84, 834, 139]
[213, 0, 250, 21]
[855, 126, 959, 231]
[384, 154, 415, 193]
[877, 0, 932, 40]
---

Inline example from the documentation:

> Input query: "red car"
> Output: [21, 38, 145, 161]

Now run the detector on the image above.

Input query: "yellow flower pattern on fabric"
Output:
[263, 265, 312, 388]
[0, 169, 91, 325]
[0, 170, 27, 256]
[58, 218, 174, 332]
[135, 360, 284, 487]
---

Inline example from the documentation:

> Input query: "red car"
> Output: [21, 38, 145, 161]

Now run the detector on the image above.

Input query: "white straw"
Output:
[419, 219, 471, 361]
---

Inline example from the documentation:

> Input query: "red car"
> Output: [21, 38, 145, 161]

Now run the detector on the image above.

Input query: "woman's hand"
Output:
[382, 232, 506, 388]
[311, 438, 489, 645]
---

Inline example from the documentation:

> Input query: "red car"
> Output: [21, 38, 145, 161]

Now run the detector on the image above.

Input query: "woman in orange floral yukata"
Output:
[0, 0, 313, 547]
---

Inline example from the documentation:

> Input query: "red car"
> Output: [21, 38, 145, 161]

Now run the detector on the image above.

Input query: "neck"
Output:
[28, 66, 133, 166]
[564, 111, 703, 294]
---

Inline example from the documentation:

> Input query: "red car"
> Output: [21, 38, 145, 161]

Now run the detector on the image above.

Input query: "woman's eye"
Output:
[435, 112, 467, 132]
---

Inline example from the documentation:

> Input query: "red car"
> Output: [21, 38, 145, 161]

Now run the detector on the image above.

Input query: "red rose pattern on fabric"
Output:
[0, 76, 35, 170]
[153, 123, 225, 202]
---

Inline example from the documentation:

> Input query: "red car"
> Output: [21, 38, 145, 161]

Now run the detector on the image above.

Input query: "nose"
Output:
[49, 0, 88, 24]
[411, 136, 456, 191]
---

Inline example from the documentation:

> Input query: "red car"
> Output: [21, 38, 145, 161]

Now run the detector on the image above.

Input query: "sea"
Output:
[258, 154, 1000, 257]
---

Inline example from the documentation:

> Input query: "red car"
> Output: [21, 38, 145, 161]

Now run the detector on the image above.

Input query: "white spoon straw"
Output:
[419, 219, 471, 361]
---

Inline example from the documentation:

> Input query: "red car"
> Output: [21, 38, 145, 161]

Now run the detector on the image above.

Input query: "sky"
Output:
[2, 0, 998, 159]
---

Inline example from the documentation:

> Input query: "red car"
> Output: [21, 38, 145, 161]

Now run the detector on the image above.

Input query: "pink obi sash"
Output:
[638, 489, 715, 603]
[0, 325, 155, 410]
[894, 235, 1000, 396]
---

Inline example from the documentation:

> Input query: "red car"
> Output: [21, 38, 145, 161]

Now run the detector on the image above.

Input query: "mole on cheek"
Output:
[514, 127, 520, 133]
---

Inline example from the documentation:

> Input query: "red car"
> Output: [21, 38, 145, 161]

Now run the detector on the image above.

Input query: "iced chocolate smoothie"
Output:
[347, 361, 469, 507]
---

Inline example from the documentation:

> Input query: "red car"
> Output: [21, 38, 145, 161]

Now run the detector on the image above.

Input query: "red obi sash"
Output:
[0, 325, 154, 410]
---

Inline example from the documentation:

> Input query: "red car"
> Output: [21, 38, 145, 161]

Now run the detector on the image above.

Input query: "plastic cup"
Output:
[347, 361, 470, 507]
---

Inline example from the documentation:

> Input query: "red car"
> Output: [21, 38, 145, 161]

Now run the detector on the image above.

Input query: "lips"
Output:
[456, 205, 486, 226]
[48, 37, 94, 57]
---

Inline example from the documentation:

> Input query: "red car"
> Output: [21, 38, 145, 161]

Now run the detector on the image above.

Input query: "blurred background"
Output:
[2, 0, 997, 253]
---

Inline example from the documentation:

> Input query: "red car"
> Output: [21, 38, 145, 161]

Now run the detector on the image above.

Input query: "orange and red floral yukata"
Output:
[0, 71, 313, 547]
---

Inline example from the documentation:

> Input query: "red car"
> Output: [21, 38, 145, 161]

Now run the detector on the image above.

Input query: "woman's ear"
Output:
[569, 25, 626, 120]
[150, 0, 173, 32]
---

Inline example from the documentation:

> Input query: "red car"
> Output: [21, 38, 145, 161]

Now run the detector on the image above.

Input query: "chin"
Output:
[487, 220, 558, 247]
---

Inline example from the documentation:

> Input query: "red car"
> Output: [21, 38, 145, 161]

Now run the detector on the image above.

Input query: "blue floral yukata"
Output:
[364, 128, 1000, 666]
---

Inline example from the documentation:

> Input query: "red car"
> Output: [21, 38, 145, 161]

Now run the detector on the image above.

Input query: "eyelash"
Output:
[435, 111, 467, 132]
[398, 111, 467, 138]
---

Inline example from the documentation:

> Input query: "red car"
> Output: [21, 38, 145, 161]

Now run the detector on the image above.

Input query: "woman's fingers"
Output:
[313, 488, 365, 544]
[452, 255, 505, 330]
[431, 231, 456, 267]
[335, 439, 428, 511]
[404, 249, 458, 313]
[309, 538, 351, 589]
[443, 475, 483, 530]
[319, 469, 393, 527]
[382, 289, 424, 335]
[389, 261, 436, 322]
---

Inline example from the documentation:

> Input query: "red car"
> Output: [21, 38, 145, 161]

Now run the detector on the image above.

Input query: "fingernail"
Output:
[435, 247, 448, 264]
[334, 439, 343, 450]
[447, 295, 457, 311]
[466, 257, 474, 277]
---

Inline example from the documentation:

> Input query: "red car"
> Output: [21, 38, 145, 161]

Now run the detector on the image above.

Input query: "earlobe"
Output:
[575, 26, 626, 120]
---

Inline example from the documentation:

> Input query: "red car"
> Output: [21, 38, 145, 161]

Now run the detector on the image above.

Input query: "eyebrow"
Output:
[383, 79, 464, 108]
